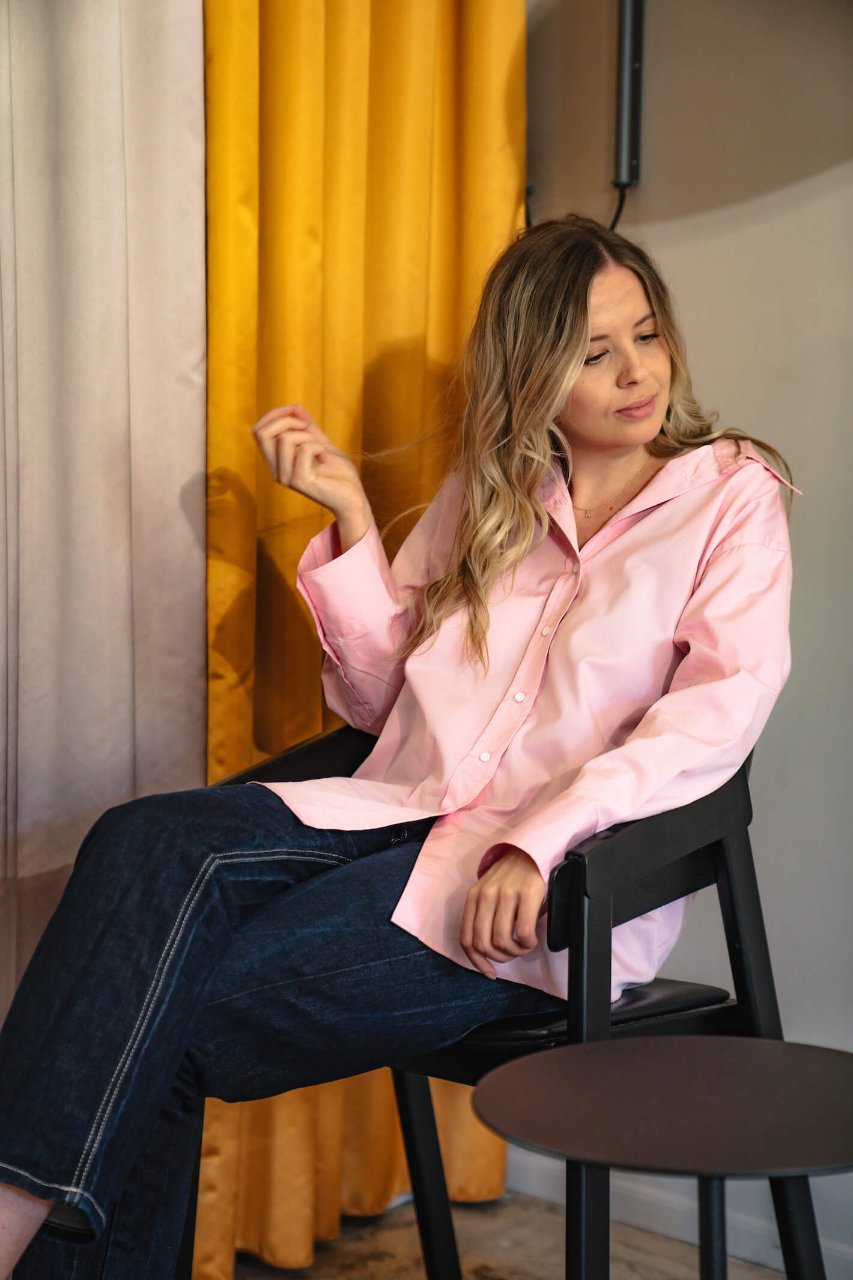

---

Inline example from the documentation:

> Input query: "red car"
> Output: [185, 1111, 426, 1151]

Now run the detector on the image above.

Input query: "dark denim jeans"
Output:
[0, 783, 563, 1278]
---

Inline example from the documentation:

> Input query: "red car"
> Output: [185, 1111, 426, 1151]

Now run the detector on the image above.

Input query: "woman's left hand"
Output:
[460, 848, 546, 979]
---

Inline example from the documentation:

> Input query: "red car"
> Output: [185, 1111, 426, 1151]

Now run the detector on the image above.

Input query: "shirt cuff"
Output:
[478, 795, 600, 883]
[297, 520, 399, 641]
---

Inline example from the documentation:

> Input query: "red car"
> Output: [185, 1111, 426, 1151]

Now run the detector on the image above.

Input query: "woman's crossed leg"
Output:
[1, 785, 562, 1278]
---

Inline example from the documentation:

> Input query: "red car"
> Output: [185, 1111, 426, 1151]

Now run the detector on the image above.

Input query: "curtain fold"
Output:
[203, 0, 526, 1273]
[0, 0, 206, 1018]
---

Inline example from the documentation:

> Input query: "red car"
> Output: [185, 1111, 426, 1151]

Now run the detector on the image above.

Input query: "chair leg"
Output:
[565, 1162, 610, 1280]
[698, 1177, 727, 1280]
[718, 833, 826, 1278]
[770, 1175, 826, 1280]
[717, 829, 783, 1040]
[392, 1069, 463, 1280]
[172, 1116, 203, 1280]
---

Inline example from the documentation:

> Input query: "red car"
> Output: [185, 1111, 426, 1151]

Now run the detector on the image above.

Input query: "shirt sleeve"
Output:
[481, 473, 794, 881]
[297, 475, 461, 733]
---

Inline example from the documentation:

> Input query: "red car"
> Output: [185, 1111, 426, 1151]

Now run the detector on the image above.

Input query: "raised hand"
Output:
[460, 847, 546, 979]
[252, 404, 373, 550]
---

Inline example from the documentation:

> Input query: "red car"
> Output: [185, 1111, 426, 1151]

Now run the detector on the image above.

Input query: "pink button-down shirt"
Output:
[266, 439, 794, 1001]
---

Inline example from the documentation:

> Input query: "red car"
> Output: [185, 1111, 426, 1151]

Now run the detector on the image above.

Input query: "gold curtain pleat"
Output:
[202, 1, 526, 1273]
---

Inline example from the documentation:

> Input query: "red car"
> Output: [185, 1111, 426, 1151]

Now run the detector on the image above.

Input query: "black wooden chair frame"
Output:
[175, 726, 824, 1280]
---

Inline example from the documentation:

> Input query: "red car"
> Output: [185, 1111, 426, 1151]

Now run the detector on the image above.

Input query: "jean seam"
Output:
[203, 946, 432, 1009]
[0, 1159, 106, 1228]
[71, 846, 350, 1199]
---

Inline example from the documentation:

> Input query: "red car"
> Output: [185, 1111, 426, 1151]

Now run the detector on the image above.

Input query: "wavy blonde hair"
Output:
[403, 214, 791, 667]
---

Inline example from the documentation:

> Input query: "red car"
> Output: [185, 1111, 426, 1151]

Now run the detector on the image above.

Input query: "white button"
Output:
[479, 751, 491, 762]
[571, 562, 580, 574]
[541, 625, 551, 636]
[514, 692, 526, 703]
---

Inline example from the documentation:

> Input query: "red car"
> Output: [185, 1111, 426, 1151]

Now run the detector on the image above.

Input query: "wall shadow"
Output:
[526, 0, 853, 224]
[206, 339, 456, 763]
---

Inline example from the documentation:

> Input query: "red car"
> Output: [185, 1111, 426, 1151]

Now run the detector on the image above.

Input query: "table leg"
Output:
[566, 1162, 610, 1279]
[699, 1176, 727, 1280]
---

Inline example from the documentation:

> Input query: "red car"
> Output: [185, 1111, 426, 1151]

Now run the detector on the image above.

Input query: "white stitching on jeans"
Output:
[0, 1160, 106, 1227]
[203, 944, 431, 1008]
[71, 847, 348, 1198]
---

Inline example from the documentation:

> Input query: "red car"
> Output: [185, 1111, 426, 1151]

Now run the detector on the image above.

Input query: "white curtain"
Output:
[0, 0, 207, 1016]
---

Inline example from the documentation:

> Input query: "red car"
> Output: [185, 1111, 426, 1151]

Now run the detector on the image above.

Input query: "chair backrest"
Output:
[223, 726, 376, 787]
[545, 760, 784, 1043]
[548, 760, 754, 948]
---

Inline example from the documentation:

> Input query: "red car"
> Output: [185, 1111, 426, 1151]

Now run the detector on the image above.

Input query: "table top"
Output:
[473, 1036, 853, 1179]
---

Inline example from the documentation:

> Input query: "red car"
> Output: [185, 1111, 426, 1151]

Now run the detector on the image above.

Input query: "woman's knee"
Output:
[73, 789, 212, 878]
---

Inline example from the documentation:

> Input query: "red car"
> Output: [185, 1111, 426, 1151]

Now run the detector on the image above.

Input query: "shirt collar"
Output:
[539, 438, 799, 550]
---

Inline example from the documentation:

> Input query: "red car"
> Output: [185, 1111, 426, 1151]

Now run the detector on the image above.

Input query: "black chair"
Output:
[176, 726, 825, 1280]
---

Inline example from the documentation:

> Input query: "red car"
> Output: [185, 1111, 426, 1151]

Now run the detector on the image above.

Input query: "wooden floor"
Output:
[234, 1193, 783, 1279]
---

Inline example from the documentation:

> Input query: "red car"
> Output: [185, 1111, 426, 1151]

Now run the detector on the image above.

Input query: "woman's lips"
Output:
[616, 395, 656, 420]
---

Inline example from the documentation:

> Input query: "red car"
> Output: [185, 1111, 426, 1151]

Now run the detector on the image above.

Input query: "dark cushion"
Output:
[462, 977, 731, 1049]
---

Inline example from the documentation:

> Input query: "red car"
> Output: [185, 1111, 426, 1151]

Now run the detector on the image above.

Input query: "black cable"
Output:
[609, 184, 629, 231]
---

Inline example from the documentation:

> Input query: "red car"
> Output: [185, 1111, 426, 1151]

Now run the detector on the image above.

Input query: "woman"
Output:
[0, 215, 794, 1277]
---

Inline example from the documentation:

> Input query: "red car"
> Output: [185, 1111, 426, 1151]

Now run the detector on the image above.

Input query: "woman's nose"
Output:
[616, 346, 647, 385]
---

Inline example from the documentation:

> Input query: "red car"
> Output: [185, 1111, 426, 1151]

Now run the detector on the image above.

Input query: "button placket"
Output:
[461, 572, 576, 796]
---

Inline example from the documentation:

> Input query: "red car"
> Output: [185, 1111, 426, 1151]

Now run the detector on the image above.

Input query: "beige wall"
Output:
[518, 1, 853, 1272]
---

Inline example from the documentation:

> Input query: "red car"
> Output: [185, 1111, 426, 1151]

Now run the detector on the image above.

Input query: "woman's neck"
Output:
[568, 449, 668, 545]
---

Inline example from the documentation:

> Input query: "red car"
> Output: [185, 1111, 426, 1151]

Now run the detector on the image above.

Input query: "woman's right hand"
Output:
[252, 404, 372, 549]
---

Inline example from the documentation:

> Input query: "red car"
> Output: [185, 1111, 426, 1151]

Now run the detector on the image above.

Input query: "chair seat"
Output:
[479, 976, 731, 1043]
[397, 978, 732, 1085]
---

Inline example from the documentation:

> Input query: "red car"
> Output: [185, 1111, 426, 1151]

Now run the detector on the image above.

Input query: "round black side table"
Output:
[474, 1036, 853, 1279]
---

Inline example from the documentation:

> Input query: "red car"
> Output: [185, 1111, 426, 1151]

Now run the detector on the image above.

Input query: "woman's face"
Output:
[555, 264, 671, 457]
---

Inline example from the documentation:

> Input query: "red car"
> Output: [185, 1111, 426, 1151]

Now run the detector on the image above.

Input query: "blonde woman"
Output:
[0, 216, 794, 1277]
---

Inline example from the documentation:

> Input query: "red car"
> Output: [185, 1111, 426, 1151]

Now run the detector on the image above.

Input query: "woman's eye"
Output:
[584, 333, 658, 365]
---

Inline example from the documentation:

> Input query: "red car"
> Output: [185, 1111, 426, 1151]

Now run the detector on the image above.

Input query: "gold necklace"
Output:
[571, 458, 657, 520]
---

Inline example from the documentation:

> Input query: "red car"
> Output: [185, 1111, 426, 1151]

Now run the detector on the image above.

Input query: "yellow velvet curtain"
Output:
[201, 1, 526, 1273]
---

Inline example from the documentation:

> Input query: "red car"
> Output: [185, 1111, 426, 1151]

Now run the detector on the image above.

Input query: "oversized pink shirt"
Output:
[265, 439, 794, 1001]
